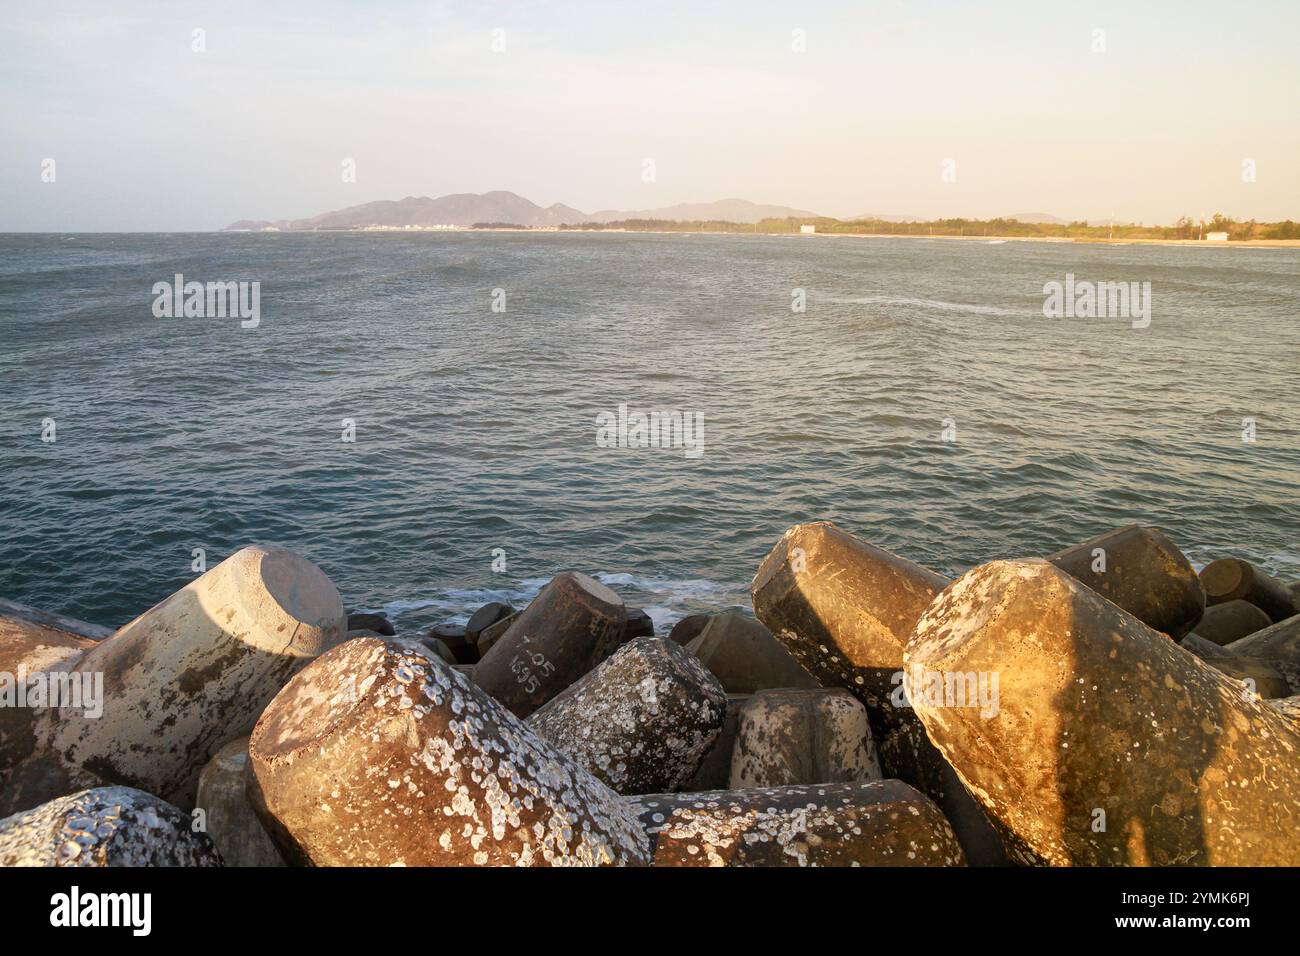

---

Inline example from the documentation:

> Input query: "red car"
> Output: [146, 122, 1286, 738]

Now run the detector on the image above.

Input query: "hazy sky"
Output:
[2, 0, 1297, 230]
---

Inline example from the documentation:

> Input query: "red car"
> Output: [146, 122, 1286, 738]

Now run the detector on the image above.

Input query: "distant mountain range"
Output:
[225, 191, 1083, 231]
[225, 192, 824, 231]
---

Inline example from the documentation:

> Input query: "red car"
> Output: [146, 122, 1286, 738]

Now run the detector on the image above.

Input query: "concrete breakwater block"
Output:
[686, 611, 819, 694]
[475, 612, 516, 658]
[1, 615, 97, 764]
[907, 559, 1300, 866]
[194, 738, 284, 867]
[1203, 657, 1291, 699]
[729, 689, 881, 789]
[1179, 634, 1290, 698]
[1191, 599, 1272, 645]
[529, 637, 726, 794]
[668, 613, 711, 647]
[429, 622, 477, 664]
[631, 780, 966, 867]
[1, 546, 345, 817]
[622, 607, 655, 642]
[1201, 558, 1298, 623]
[346, 612, 394, 636]
[683, 694, 748, 791]
[474, 573, 626, 717]
[1271, 696, 1300, 725]
[751, 522, 945, 724]
[466, 602, 514, 644]
[0, 597, 114, 642]
[0, 786, 222, 867]
[877, 720, 1011, 866]
[1226, 614, 1300, 692]
[1045, 525, 1205, 640]
[748, 522, 1005, 863]
[246, 637, 650, 866]
[1178, 632, 1236, 661]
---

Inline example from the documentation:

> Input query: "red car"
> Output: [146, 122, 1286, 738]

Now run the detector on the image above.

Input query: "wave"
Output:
[363, 572, 742, 633]
[811, 293, 1015, 316]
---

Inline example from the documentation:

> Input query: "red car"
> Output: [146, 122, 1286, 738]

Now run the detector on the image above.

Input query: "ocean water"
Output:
[1, 232, 1297, 636]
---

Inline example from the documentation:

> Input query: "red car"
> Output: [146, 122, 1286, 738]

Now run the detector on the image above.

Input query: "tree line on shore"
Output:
[520, 214, 1299, 240]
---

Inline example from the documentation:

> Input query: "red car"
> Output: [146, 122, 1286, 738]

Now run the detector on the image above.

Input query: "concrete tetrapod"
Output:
[1045, 525, 1205, 640]
[474, 572, 626, 717]
[749, 522, 1008, 864]
[1271, 696, 1300, 726]
[1191, 599, 1272, 646]
[246, 637, 650, 866]
[1225, 614, 1300, 692]
[751, 521, 945, 722]
[529, 637, 726, 794]
[0, 614, 99, 805]
[906, 559, 1300, 866]
[1201, 558, 1297, 623]
[195, 737, 285, 867]
[683, 694, 748, 791]
[1, 546, 344, 816]
[0, 786, 222, 867]
[685, 612, 819, 694]
[729, 689, 881, 789]
[631, 780, 966, 867]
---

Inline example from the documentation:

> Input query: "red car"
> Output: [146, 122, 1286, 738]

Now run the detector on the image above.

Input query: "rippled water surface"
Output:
[2, 232, 1297, 633]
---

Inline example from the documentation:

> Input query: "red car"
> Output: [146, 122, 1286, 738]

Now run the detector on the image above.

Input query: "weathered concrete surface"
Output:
[750, 522, 945, 723]
[2, 546, 345, 817]
[1271, 696, 1300, 725]
[1179, 632, 1237, 661]
[631, 780, 966, 867]
[346, 612, 394, 636]
[1201, 558, 1298, 623]
[876, 718, 1012, 866]
[1046, 525, 1205, 640]
[465, 602, 514, 644]
[683, 694, 748, 791]
[622, 607, 655, 642]
[729, 689, 881, 789]
[529, 637, 726, 794]
[668, 614, 711, 647]
[422, 637, 456, 665]
[474, 611, 516, 658]
[246, 637, 650, 866]
[474, 573, 626, 717]
[0, 786, 222, 867]
[1179, 635, 1287, 697]
[194, 737, 285, 867]
[1201, 657, 1291, 700]
[1191, 599, 1272, 646]
[749, 522, 1006, 864]
[907, 558, 1300, 866]
[1226, 614, 1300, 693]
[0, 618, 100, 811]
[0, 597, 114, 641]
[429, 622, 477, 665]
[686, 611, 819, 695]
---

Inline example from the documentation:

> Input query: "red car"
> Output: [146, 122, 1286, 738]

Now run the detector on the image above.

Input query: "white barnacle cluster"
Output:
[368, 643, 646, 865]
[529, 637, 726, 793]
[0, 786, 214, 867]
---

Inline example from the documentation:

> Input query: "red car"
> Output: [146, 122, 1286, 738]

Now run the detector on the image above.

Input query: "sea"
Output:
[2, 231, 1297, 635]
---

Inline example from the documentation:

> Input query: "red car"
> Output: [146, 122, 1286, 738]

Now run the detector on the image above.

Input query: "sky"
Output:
[1, 0, 1297, 231]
